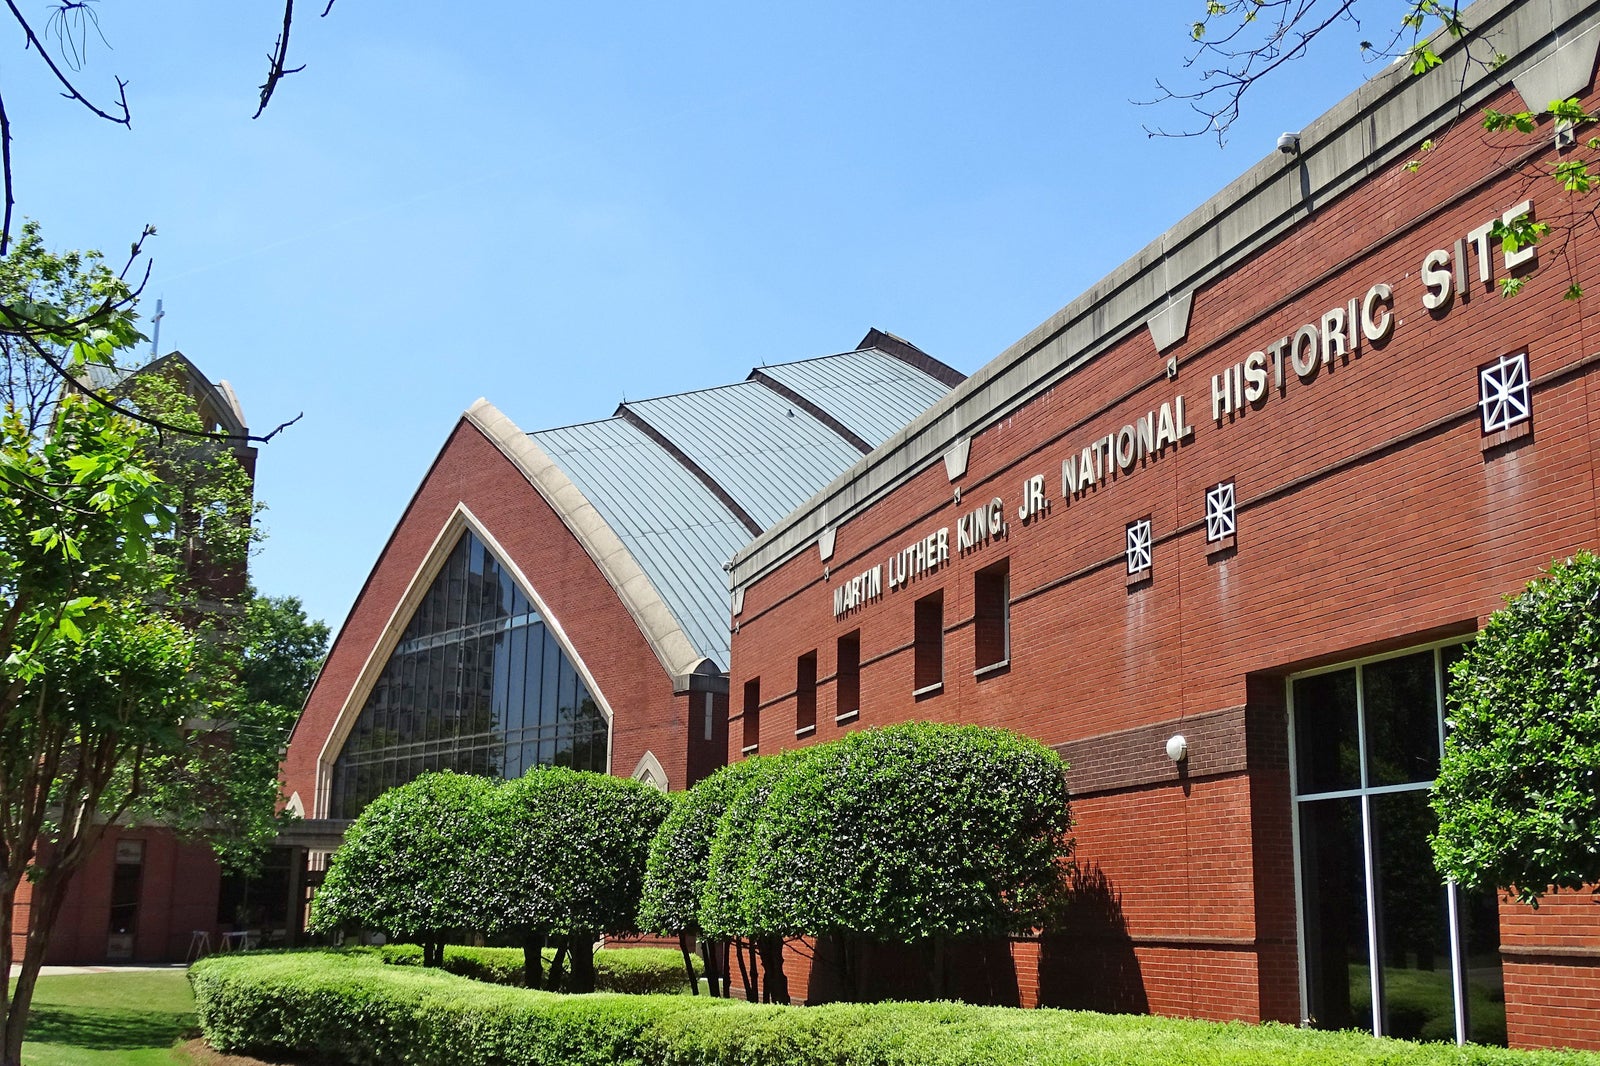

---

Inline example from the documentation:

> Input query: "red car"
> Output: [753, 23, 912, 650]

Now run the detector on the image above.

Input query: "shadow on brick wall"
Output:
[806, 934, 1021, 1005]
[1036, 864, 1148, 1013]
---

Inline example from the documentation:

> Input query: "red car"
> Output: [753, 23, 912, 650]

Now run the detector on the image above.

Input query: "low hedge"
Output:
[372, 943, 700, 994]
[190, 951, 1600, 1066]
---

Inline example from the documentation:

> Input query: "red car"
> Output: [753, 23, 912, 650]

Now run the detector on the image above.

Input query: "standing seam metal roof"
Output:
[520, 344, 960, 669]
[757, 349, 953, 444]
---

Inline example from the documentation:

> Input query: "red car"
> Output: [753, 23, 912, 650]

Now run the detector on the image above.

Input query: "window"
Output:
[1125, 518, 1152, 584]
[1290, 642, 1504, 1046]
[973, 560, 1010, 674]
[913, 591, 944, 696]
[1205, 481, 1236, 547]
[1478, 351, 1530, 443]
[329, 530, 609, 819]
[795, 652, 817, 736]
[836, 631, 861, 723]
[108, 839, 144, 936]
[741, 677, 760, 755]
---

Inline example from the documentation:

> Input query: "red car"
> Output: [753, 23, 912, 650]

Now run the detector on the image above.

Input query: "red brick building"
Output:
[283, 335, 960, 822]
[727, 0, 1600, 1050]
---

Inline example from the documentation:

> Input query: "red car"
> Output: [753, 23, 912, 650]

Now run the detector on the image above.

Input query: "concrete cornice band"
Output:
[464, 399, 716, 693]
[729, 0, 1586, 589]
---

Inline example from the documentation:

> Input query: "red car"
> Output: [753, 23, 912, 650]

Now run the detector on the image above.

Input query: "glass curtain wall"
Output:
[329, 531, 608, 819]
[1290, 644, 1505, 1046]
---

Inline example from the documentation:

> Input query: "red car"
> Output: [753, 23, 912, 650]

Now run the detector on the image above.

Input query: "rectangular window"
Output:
[795, 652, 817, 736]
[973, 560, 1010, 674]
[109, 838, 144, 936]
[836, 631, 861, 723]
[913, 591, 944, 696]
[1289, 640, 1503, 1046]
[741, 678, 760, 755]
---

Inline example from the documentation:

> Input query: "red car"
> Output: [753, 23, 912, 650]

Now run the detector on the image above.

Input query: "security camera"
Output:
[1277, 131, 1301, 155]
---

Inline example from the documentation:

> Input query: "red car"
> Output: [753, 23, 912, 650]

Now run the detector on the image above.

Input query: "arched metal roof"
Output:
[523, 335, 961, 671]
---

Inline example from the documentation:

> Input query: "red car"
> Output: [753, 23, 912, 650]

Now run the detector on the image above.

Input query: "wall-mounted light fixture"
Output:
[1165, 734, 1188, 763]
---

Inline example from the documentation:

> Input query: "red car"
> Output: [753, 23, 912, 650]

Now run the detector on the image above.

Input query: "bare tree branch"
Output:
[4, 0, 129, 126]
[1140, 1, 1488, 143]
[254, 0, 305, 120]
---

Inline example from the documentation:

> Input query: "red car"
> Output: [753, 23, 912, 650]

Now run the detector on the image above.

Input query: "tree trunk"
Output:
[930, 935, 946, 1001]
[758, 936, 789, 1004]
[831, 935, 855, 1003]
[733, 936, 756, 1002]
[567, 930, 596, 994]
[678, 930, 698, 995]
[546, 944, 568, 991]
[3, 872, 70, 1066]
[521, 929, 546, 989]
[701, 938, 727, 997]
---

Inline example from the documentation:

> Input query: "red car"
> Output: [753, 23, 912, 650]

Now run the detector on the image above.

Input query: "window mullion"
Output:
[1354, 665, 1384, 1038]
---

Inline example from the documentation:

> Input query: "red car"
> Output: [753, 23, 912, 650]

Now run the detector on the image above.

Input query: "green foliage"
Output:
[488, 767, 672, 941]
[238, 592, 329, 710]
[698, 753, 806, 940]
[638, 758, 772, 937]
[311, 771, 500, 942]
[0, 220, 141, 436]
[744, 723, 1073, 942]
[677, 726, 1071, 946]
[190, 949, 1598, 1066]
[1432, 552, 1600, 905]
[374, 944, 701, 994]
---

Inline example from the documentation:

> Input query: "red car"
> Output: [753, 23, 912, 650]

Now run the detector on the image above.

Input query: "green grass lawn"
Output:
[16, 970, 196, 1066]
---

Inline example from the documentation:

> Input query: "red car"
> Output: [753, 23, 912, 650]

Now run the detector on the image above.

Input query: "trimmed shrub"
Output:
[487, 767, 673, 991]
[191, 950, 1599, 1066]
[1433, 551, 1600, 904]
[309, 771, 499, 965]
[746, 722, 1072, 941]
[697, 753, 807, 941]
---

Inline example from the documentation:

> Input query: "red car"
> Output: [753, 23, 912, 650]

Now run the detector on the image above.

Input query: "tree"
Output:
[0, 223, 295, 1066]
[488, 767, 671, 993]
[238, 593, 331, 711]
[309, 771, 498, 966]
[0, 392, 186, 1066]
[638, 757, 777, 998]
[1431, 552, 1600, 906]
[745, 723, 1074, 1000]
[697, 752, 809, 1004]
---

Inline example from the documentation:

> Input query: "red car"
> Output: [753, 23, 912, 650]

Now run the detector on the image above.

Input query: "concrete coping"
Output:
[729, 0, 1594, 589]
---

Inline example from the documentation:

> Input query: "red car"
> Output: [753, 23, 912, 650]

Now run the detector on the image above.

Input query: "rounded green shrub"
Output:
[744, 722, 1073, 941]
[1433, 551, 1600, 904]
[309, 771, 498, 961]
[639, 756, 777, 937]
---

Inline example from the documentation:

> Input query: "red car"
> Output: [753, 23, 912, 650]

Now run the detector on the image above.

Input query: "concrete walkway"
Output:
[8, 962, 187, 977]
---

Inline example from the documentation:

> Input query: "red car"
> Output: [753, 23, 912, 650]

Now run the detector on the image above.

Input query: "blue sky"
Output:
[7, 1, 1387, 634]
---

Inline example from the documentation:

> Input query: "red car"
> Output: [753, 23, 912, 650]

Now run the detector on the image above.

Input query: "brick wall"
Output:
[729, 75, 1600, 1049]
[12, 828, 223, 965]
[1501, 891, 1600, 1050]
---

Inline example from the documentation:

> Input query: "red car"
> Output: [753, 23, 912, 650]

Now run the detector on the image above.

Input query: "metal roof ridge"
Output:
[466, 399, 717, 693]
